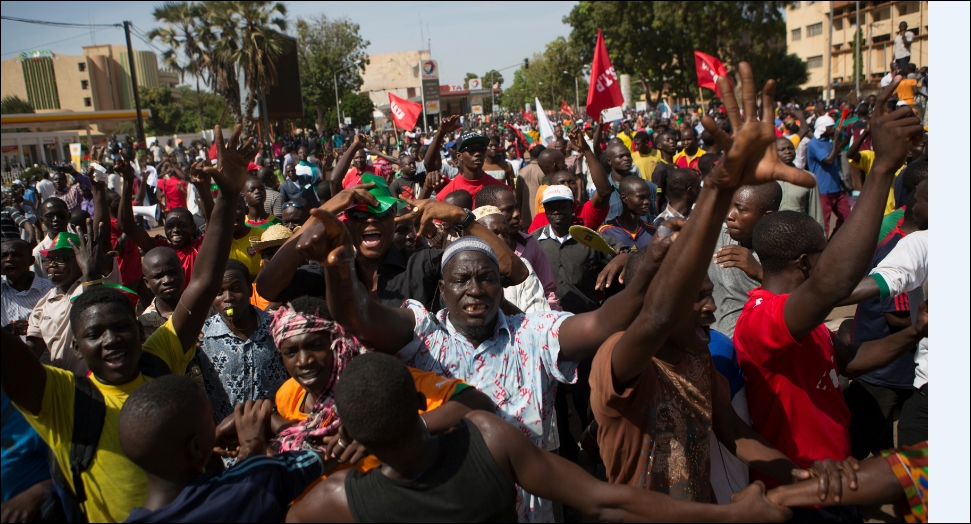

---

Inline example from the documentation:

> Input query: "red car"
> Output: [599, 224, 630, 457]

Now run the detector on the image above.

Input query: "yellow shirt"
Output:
[230, 227, 263, 277]
[848, 151, 905, 215]
[15, 318, 192, 523]
[788, 134, 801, 148]
[616, 131, 632, 151]
[632, 149, 663, 182]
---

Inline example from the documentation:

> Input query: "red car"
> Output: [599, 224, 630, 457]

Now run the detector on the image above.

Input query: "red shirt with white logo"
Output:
[733, 288, 851, 487]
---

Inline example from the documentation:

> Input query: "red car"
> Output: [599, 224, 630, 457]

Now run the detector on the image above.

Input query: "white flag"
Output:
[535, 98, 556, 146]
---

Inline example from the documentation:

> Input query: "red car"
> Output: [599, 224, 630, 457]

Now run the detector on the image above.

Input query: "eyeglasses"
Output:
[44, 254, 76, 266]
[346, 208, 394, 222]
[282, 201, 305, 210]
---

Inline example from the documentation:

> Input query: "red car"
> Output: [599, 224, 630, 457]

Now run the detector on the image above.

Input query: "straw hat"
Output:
[250, 224, 293, 252]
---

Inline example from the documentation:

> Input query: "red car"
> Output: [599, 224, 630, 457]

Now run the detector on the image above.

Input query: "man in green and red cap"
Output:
[256, 174, 528, 310]
[24, 230, 122, 375]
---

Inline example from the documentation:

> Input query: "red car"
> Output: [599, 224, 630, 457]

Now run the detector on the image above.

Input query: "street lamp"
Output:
[335, 59, 362, 128]
[563, 71, 579, 112]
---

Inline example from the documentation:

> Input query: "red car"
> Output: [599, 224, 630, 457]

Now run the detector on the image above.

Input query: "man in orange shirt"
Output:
[210, 296, 494, 476]
[894, 64, 919, 108]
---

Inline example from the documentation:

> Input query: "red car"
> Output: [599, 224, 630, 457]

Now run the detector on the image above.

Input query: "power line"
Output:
[1, 27, 113, 57]
[1, 15, 121, 29]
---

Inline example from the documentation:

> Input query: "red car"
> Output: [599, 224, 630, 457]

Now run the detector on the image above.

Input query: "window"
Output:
[78, 62, 86, 72]
[407, 87, 417, 98]
[897, 2, 920, 16]
[807, 22, 824, 37]
[81, 80, 89, 90]
[791, 1, 800, 9]
[834, 18, 843, 31]
[791, 28, 802, 41]
[872, 7, 890, 22]
[83, 97, 92, 107]
[807, 56, 824, 69]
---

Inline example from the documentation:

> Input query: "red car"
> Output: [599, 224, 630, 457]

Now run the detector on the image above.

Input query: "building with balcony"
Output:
[786, 1, 927, 98]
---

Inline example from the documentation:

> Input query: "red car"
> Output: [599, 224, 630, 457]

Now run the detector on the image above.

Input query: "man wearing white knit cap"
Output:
[293, 203, 667, 522]
[806, 113, 850, 236]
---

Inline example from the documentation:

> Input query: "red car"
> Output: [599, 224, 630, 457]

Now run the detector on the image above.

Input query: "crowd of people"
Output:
[0, 60, 930, 524]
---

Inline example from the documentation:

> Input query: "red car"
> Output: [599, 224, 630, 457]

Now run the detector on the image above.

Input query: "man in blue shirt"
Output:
[279, 162, 321, 208]
[806, 115, 850, 237]
[1, 390, 51, 520]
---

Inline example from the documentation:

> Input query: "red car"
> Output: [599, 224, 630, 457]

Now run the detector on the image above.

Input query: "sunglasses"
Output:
[282, 201, 305, 210]
[346, 208, 394, 222]
[461, 145, 487, 154]
[44, 254, 76, 266]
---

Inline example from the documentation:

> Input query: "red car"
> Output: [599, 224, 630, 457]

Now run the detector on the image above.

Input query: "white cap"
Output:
[541, 185, 574, 204]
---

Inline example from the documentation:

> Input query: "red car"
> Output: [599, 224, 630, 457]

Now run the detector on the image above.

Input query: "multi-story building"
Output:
[1, 45, 177, 117]
[786, 1, 927, 98]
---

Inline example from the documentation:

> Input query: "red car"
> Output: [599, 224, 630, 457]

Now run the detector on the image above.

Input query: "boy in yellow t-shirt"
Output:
[1, 124, 256, 523]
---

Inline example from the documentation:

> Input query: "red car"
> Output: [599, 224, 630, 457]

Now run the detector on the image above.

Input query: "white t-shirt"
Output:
[894, 31, 914, 59]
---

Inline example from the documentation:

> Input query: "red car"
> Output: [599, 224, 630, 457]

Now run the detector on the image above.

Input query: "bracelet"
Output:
[82, 279, 104, 287]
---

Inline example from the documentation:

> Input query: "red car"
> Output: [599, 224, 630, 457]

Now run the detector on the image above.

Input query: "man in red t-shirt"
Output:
[433, 129, 509, 206]
[158, 172, 188, 211]
[733, 79, 927, 495]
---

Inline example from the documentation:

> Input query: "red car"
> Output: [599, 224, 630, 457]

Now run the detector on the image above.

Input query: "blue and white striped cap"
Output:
[441, 236, 498, 270]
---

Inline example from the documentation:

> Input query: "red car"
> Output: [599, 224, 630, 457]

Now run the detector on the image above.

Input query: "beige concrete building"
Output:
[1, 45, 177, 125]
[359, 50, 432, 108]
[786, 1, 927, 98]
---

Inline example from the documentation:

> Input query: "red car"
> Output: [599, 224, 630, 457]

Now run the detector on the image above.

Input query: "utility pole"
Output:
[123, 21, 146, 146]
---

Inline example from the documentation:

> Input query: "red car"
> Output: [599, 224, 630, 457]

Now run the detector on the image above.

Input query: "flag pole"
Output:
[698, 87, 706, 115]
[392, 120, 401, 153]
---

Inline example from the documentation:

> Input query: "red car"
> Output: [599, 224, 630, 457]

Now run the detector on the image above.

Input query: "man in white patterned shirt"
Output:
[1, 240, 54, 335]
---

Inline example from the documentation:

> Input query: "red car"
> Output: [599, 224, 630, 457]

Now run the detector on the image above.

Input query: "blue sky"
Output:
[1, 1, 577, 86]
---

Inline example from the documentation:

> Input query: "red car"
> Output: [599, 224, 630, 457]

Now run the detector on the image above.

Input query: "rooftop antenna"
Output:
[419, 12, 424, 51]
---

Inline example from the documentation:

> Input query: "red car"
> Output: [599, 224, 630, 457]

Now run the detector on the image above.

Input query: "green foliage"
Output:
[149, 1, 288, 133]
[318, 91, 374, 129]
[504, 37, 587, 113]
[176, 86, 229, 133]
[1, 95, 34, 114]
[139, 86, 183, 135]
[295, 14, 370, 131]
[850, 27, 865, 85]
[563, 1, 805, 102]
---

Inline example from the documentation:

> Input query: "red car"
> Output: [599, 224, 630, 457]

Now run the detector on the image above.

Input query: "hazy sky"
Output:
[1, 1, 577, 86]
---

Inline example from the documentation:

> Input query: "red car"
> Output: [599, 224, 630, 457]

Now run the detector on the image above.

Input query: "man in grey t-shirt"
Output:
[707, 183, 783, 338]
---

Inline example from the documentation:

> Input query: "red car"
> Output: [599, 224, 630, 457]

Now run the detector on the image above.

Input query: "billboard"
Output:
[420, 60, 441, 115]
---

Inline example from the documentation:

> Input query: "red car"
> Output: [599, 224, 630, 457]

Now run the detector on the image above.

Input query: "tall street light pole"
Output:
[335, 60, 362, 129]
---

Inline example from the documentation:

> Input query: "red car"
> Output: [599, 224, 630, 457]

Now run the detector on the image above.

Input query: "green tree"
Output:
[504, 37, 588, 113]
[226, 1, 288, 135]
[564, 1, 804, 103]
[1, 95, 34, 114]
[176, 86, 228, 133]
[319, 91, 374, 129]
[850, 27, 865, 86]
[463, 72, 479, 89]
[295, 14, 370, 132]
[138, 86, 183, 135]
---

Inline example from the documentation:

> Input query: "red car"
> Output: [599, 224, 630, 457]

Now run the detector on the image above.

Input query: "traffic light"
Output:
[524, 58, 529, 70]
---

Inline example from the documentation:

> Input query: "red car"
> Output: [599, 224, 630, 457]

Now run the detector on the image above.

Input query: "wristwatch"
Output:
[454, 208, 475, 232]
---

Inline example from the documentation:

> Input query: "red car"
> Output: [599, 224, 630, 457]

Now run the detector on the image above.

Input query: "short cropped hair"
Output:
[70, 286, 136, 333]
[753, 210, 826, 274]
[334, 352, 421, 450]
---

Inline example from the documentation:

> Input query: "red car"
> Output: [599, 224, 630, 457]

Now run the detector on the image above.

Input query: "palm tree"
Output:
[147, 1, 206, 131]
[214, 1, 287, 136]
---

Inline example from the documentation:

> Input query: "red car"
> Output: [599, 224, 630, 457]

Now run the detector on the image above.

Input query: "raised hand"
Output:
[397, 197, 468, 238]
[701, 62, 816, 190]
[296, 209, 355, 266]
[188, 160, 211, 186]
[568, 126, 589, 152]
[114, 155, 135, 183]
[868, 76, 924, 172]
[233, 399, 274, 461]
[202, 124, 259, 195]
[438, 114, 462, 135]
[328, 183, 379, 211]
[353, 133, 370, 148]
[69, 219, 107, 283]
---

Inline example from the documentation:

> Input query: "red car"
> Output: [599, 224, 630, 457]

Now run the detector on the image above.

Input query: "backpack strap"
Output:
[68, 376, 106, 521]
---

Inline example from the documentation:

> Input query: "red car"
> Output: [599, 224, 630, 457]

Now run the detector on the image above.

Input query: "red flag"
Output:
[388, 93, 423, 131]
[586, 29, 624, 121]
[523, 111, 536, 124]
[504, 124, 526, 158]
[694, 50, 732, 99]
[560, 100, 574, 117]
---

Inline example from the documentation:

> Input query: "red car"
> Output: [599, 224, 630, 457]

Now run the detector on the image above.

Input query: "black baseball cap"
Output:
[456, 132, 490, 152]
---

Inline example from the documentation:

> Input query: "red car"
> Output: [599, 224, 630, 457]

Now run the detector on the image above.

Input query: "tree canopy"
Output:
[295, 14, 370, 132]
[563, 1, 807, 104]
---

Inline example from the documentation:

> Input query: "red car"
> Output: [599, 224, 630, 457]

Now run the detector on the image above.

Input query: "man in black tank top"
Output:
[285, 353, 791, 523]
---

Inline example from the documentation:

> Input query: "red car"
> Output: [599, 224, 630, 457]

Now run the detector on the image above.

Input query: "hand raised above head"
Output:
[701, 62, 816, 190]
[438, 114, 462, 134]
[298, 208, 354, 266]
[869, 76, 924, 172]
[202, 124, 259, 195]
[397, 197, 466, 238]
[568, 126, 589, 152]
